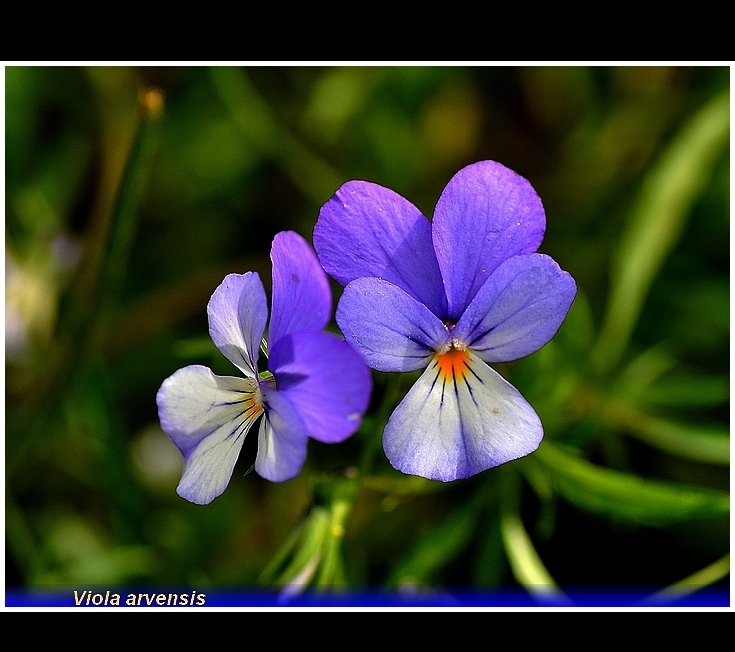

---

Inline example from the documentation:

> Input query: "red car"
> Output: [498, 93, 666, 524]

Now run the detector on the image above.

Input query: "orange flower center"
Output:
[243, 391, 265, 420]
[434, 346, 470, 382]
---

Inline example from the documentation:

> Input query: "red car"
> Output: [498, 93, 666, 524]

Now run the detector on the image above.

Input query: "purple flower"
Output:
[157, 231, 372, 504]
[314, 161, 576, 482]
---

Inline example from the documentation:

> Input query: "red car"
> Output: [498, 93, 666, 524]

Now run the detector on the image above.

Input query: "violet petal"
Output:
[268, 230, 332, 345]
[255, 385, 308, 482]
[453, 254, 577, 363]
[336, 277, 449, 372]
[314, 180, 447, 317]
[432, 161, 546, 319]
[269, 330, 372, 444]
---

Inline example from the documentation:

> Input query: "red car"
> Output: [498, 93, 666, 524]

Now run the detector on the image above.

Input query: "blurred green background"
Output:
[5, 65, 729, 603]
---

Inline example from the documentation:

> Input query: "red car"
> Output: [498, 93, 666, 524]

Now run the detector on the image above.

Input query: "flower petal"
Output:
[255, 386, 308, 482]
[313, 180, 448, 317]
[432, 161, 546, 319]
[268, 230, 332, 345]
[269, 330, 372, 443]
[453, 254, 577, 363]
[208, 273, 267, 377]
[156, 365, 264, 504]
[336, 277, 449, 372]
[383, 351, 542, 481]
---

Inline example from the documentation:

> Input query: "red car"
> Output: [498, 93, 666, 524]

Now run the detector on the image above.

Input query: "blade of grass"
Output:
[210, 67, 344, 204]
[592, 91, 729, 375]
[500, 507, 571, 605]
[534, 441, 729, 525]
[388, 499, 479, 587]
[638, 554, 730, 606]
[602, 403, 729, 466]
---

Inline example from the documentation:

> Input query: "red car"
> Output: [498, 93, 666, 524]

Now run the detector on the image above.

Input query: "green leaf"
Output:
[611, 410, 729, 466]
[533, 442, 729, 526]
[172, 336, 219, 360]
[267, 507, 330, 588]
[592, 90, 730, 375]
[639, 374, 730, 408]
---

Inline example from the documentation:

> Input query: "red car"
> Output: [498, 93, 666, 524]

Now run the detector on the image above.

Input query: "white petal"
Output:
[156, 365, 263, 504]
[383, 351, 542, 481]
[255, 387, 308, 482]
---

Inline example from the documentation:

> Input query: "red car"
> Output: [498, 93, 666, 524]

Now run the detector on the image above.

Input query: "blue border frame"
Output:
[5, 587, 730, 608]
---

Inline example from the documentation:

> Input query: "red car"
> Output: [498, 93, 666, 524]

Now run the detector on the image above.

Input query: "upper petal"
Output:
[453, 254, 577, 363]
[255, 385, 308, 482]
[269, 330, 372, 444]
[268, 230, 332, 345]
[208, 272, 268, 377]
[432, 161, 546, 319]
[383, 351, 542, 481]
[156, 365, 264, 504]
[313, 180, 448, 317]
[336, 277, 449, 372]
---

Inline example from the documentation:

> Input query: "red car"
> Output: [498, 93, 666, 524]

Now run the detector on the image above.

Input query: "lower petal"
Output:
[156, 365, 264, 504]
[383, 351, 542, 481]
[255, 386, 308, 482]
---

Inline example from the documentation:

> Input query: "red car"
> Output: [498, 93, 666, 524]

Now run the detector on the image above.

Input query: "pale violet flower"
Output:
[314, 161, 576, 482]
[157, 231, 372, 504]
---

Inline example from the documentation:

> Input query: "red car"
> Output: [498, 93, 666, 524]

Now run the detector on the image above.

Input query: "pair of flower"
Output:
[157, 161, 577, 504]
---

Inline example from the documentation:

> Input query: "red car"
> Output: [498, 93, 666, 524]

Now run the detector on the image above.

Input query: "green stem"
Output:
[313, 372, 403, 589]
[88, 88, 165, 341]
[360, 372, 402, 477]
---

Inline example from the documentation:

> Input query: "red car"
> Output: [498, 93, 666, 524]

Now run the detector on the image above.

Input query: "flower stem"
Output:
[359, 372, 403, 477]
